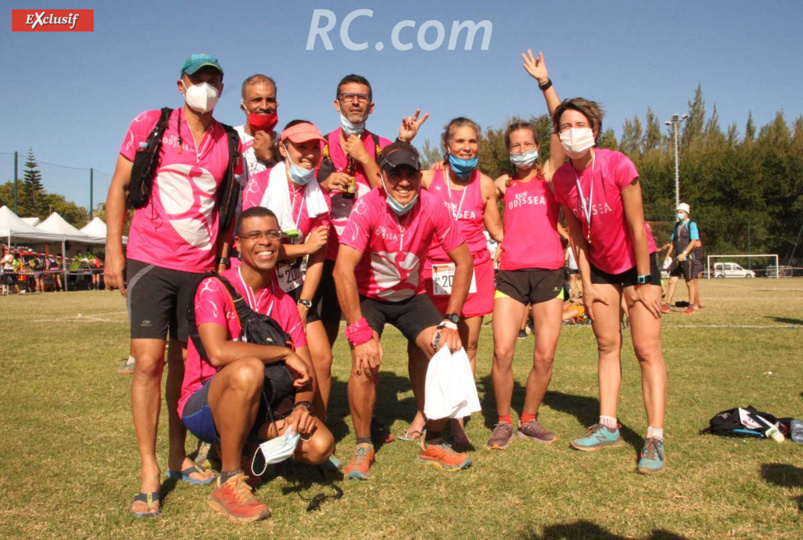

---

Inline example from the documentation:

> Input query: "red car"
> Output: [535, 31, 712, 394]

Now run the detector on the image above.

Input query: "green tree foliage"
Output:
[20, 148, 45, 217]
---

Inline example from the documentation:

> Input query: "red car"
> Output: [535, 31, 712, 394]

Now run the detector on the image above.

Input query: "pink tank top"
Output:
[426, 169, 488, 263]
[500, 176, 564, 271]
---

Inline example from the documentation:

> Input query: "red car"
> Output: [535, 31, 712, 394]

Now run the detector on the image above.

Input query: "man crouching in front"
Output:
[178, 206, 334, 522]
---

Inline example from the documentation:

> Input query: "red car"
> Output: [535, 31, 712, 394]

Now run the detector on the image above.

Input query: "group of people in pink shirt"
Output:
[105, 50, 667, 523]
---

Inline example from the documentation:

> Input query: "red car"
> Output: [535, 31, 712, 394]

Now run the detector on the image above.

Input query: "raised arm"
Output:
[522, 49, 565, 177]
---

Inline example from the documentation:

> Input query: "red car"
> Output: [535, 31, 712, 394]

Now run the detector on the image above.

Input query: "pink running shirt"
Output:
[178, 267, 307, 417]
[499, 177, 564, 271]
[552, 149, 657, 275]
[120, 109, 232, 272]
[339, 189, 463, 302]
[426, 169, 489, 264]
[319, 128, 392, 261]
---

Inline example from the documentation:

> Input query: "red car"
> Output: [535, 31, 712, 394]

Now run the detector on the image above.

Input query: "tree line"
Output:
[422, 85, 803, 262]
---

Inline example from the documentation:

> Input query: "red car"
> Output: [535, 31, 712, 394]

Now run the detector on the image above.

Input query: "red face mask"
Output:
[248, 111, 278, 133]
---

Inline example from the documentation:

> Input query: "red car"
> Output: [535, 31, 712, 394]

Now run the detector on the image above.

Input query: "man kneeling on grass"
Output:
[178, 207, 335, 522]
[333, 141, 474, 479]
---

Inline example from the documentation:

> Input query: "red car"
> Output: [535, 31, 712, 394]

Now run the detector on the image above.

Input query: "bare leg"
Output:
[588, 284, 624, 419]
[522, 297, 563, 416]
[491, 297, 526, 418]
[306, 320, 333, 418]
[406, 341, 428, 435]
[624, 285, 667, 428]
[665, 276, 679, 305]
[348, 331, 380, 440]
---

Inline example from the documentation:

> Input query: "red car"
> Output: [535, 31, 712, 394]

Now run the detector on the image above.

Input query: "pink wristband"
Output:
[344, 317, 374, 347]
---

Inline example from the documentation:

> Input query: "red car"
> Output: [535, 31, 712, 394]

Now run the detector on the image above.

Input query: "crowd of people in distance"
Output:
[0, 247, 103, 295]
[105, 50, 670, 523]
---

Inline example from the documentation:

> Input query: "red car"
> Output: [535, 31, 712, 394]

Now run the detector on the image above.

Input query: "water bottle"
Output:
[791, 418, 803, 444]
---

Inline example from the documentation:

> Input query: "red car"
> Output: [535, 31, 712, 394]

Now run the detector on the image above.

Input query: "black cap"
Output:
[379, 141, 421, 171]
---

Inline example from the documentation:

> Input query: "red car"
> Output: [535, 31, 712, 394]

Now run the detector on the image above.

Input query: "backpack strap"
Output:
[216, 124, 242, 234]
[127, 107, 173, 209]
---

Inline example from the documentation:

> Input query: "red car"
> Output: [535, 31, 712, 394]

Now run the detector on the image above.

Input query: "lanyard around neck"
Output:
[445, 168, 469, 222]
[574, 154, 596, 244]
[237, 267, 274, 317]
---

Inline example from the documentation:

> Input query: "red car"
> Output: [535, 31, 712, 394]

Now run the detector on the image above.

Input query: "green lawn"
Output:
[0, 279, 801, 539]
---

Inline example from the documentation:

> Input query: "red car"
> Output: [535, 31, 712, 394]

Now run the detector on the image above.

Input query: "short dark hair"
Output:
[336, 74, 372, 102]
[553, 98, 604, 143]
[236, 206, 278, 236]
[241, 74, 276, 99]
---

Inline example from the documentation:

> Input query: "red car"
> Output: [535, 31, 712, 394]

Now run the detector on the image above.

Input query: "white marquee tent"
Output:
[36, 212, 105, 244]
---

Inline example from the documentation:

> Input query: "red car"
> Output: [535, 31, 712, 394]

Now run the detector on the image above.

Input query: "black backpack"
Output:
[703, 406, 785, 438]
[187, 273, 296, 413]
[128, 108, 241, 233]
[316, 130, 382, 182]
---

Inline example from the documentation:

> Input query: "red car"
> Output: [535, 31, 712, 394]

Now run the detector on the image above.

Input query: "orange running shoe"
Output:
[417, 438, 472, 471]
[345, 443, 375, 480]
[207, 473, 271, 523]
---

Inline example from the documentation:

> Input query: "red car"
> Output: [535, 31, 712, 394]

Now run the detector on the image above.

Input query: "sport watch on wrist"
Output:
[293, 401, 312, 412]
[443, 313, 460, 325]
[297, 298, 313, 309]
[637, 274, 653, 285]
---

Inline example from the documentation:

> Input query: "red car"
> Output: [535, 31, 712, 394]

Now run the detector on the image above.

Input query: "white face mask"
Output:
[559, 127, 595, 159]
[340, 113, 365, 137]
[251, 427, 300, 476]
[182, 81, 219, 114]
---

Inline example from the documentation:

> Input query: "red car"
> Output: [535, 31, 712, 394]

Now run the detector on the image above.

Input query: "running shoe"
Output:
[207, 473, 271, 523]
[517, 419, 557, 444]
[517, 330, 527, 339]
[681, 306, 695, 314]
[344, 444, 375, 480]
[417, 439, 471, 471]
[569, 424, 624, 451]
[487, 422, 514, 450]
[636, 437, 666, 474]
[117, 357, 135, 375]
[661, 304, 672, 314]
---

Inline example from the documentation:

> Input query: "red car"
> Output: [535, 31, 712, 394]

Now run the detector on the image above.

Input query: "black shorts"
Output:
[667, 258, 694, 280]
[590, 253, 662, 288]
[126, 258, 204, 341]
[360, 294, 442, 343]
[287, 285, 320, 324]
[312, 259, 342, 325]
[495, 268, 566, 306]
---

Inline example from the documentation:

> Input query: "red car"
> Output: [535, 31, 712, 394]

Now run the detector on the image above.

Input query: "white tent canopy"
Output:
[80, 217, 107, 238]
[0, 206, 64, 243]
[20, 217, 40, 227]
[36, 212, 105, 244]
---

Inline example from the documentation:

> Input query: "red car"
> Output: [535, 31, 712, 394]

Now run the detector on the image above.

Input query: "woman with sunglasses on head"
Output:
[550, 98, 667, 474]
[242, 120, 333, 419]
[487, 50, 567, 450]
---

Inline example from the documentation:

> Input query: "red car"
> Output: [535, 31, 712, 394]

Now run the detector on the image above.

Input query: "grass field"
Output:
[0, 278, 801, 539]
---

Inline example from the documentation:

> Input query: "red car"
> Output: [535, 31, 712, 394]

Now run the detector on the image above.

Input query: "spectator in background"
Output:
[662, 203, 700, 314]
[691, 230, 706, 309]
[1, 248, 17, 295]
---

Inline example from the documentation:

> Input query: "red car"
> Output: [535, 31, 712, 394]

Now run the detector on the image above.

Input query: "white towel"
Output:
[424, 346, 482, 420]
[259, 162, 329, 233]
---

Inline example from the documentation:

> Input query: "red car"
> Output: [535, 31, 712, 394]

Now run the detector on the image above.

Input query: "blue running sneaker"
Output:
[637, 437, 665, 474]
[569, 424, 624, 451]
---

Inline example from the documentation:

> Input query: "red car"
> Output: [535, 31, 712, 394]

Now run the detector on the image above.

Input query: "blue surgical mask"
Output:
[382, 175, 418, 215]
[448, 154, 478, 179]
[340, 113, 365, 137]
[677, 213, 685, 221]
[284, 146, 316, 186]
[251, 427, 300, 476]
[509, 149, 539, 169]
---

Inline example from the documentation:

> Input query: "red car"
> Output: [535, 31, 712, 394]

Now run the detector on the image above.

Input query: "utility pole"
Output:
[13, 151, 18, 214]
[89, 168, 94, 220]
[664, 113, 690, 212]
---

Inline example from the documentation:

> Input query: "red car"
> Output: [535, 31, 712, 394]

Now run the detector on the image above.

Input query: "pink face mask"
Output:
[248, 111, 278, 133]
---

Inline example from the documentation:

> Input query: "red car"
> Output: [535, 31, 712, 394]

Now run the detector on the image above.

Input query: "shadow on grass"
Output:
[760, 462, 803, 511]
[327, 371, 418, 447]
[765, 316, 803, 325]
[518, 520, 690, 539]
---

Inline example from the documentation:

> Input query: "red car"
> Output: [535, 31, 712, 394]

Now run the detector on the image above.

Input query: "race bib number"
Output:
[432, 263, 477, 296]
[276, 263, 302, 293]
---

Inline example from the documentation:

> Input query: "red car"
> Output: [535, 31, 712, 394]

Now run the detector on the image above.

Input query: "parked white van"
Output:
[713, 262, 756, 278]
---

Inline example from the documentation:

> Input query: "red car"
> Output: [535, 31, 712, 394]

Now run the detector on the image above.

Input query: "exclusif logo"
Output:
[12, 9, 94, 32]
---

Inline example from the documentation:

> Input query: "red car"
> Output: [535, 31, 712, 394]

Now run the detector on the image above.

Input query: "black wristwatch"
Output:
[294, 401, 312, 412]
[443, 313, 460, 325]
[637, 274, 653, 285]
[217, 256, 230, 267]
[538, 78, 553, 91]
[297, 298, 313, 309]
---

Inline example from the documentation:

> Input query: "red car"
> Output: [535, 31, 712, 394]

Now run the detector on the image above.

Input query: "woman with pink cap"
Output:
[242, 120, 333, 418]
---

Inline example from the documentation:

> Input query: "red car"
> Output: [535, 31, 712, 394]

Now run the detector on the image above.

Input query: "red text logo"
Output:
[12, 9, 94, 32]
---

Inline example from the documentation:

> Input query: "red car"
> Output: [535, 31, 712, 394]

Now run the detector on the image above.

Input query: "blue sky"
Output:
[2, 0, 802, 213]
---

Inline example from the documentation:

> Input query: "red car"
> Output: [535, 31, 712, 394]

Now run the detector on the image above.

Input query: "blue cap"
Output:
[180, 54, 223, 76]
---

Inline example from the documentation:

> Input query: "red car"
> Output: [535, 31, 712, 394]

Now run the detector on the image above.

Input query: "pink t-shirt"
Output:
[178, 267, 307, 417]
[340, 189, 464, 302]
[241, 167, 331, 238]
[320, 128, 392, 261]
[552, 149, 657, 275]
[426, 169, 489, 265]
[499, 177, 564, 271]
[120, 109, 231, 272]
